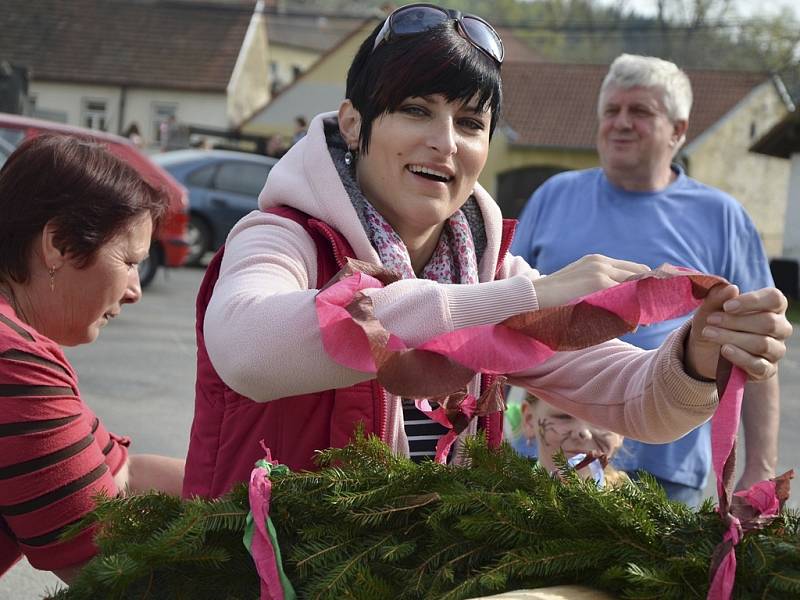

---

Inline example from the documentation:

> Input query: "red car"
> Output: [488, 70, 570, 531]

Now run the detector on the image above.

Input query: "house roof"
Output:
[238, 18, 377, 130]
[501, 62, 770, 149]
[0, 0, 254, 92]
[240, 21, 542, 130]
[750, 110, 800, 158]
[264, 13, 369, 53]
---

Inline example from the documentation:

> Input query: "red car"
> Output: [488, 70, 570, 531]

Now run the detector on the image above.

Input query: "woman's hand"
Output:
[685, 284, 792, 381]
[534, 254, 651, 309]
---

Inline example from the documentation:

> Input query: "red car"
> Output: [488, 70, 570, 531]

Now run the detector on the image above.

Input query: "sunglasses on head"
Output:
[372, 3, 504, 65]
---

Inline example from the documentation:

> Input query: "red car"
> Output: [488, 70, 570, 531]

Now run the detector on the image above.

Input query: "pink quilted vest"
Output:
[182, 206, 514, 499]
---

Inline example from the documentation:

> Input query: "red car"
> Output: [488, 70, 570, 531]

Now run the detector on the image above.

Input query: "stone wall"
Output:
[685, 82, 790, 257]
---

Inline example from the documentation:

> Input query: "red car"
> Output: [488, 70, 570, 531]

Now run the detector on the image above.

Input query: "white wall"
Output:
[268, 44, 320, 94]
[29, 81, 122, 130]
[685, 83, 790, 257]
[245, 81, 345, 135]
[124, 88, 227, 147]
[783, 153, 800, 262]
[28, 81, 227, 148]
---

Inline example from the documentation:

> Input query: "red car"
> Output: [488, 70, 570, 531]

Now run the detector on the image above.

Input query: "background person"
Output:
[265, 133, 288, 158]
[183, 5, 791, 500]
[507, 391, 626, 486]
[122, 122, 143, 148]
[292, 115, 308, 145]
[511, 54, 780, 506]
[0, 135, 185, 582]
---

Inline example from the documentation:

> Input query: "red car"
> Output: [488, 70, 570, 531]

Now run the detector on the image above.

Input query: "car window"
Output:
[0, 136, 17, 170]
[214, 161, 270, 196]
[0, 127, 24, 149]
[186, 164, 217, 188]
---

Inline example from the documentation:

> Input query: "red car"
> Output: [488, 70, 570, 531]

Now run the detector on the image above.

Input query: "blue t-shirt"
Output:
[510, 166, 773, 489]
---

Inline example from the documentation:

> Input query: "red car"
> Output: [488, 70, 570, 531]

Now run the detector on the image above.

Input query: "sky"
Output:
[597, 0, 800, 20]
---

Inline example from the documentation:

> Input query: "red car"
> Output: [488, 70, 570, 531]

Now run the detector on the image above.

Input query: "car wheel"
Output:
[185, 215, 211, 266]
[138, 242, 162, 288]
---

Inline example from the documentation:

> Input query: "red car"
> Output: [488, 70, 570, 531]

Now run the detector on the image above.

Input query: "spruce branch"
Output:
[50, 433, 800, 600]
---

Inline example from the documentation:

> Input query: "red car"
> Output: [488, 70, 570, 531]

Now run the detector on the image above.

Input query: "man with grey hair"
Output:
[511, 54, 779, 506]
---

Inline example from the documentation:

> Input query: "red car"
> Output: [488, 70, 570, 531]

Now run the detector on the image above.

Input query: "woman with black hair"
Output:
[183, 4, 791, 499]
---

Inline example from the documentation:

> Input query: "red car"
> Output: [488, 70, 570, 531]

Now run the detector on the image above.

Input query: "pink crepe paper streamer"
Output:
[707, 365, 789, 600]
[315, 267, 714, 379]
[415, 395, 478, 464]
[707, 365, 746, 600]
[734, 480, 780, 515]
[246, 444, 295, 600]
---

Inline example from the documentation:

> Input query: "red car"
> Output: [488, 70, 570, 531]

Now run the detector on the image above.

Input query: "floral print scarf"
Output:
[362, 201, 479, 285]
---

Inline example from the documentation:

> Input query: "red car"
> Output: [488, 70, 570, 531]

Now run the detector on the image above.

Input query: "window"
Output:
[291, 65, 303, 80]
[82, 99, 107, 131]
[186, 164, 217, 188]
[152, 102, 178, 144]
[215, 162, 270, 196]
[269, 61, 284, 94]
[0, 126, 24, 148]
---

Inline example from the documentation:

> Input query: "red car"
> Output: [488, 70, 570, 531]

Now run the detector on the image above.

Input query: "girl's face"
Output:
[341, 94, 491, 241]
[523, 399, 623, 474]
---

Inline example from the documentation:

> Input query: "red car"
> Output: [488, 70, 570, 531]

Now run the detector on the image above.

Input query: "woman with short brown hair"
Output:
[0, 135, 184, 582]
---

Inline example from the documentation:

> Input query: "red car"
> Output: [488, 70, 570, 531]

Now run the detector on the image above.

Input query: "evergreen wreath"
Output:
[48, 432, 800, 600]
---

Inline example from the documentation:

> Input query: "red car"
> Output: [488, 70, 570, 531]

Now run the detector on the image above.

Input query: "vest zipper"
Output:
[379, 386, 388, 443]
[312, 219, 389, 445]
[312, 221, 349, 269]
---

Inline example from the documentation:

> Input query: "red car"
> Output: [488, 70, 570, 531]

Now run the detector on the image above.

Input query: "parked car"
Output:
[0, 135, 15, 168]
[0, 114, 189, 286]
[152, 149, 277, 265]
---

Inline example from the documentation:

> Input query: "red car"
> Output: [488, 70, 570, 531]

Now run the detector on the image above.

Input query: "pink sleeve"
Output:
[205, 214, 540, 402]
[507, 321, 718, 442]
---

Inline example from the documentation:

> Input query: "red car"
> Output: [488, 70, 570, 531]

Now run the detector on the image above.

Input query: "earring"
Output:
[48, 265, 56, 292]
[344, 149, 355, 166]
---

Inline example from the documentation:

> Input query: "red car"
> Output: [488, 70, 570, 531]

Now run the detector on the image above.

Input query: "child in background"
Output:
[505, 387, 626, 486]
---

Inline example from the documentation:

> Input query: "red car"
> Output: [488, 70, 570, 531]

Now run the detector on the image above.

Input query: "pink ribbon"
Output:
[707, 364, 747, 600]
[248, 447, 288, 600]
[707, 363, 792, 599]
[315, 263, 722, 397]
[415, 395, 477, 464]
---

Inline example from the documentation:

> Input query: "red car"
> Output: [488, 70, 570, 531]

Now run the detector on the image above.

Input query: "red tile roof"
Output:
[500, 62, 770, 148]
[1, 0, 253, 92]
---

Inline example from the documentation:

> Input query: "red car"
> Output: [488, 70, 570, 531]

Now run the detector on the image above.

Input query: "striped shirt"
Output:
[0, 298, 128, 574]
[402, 399, 449, 463]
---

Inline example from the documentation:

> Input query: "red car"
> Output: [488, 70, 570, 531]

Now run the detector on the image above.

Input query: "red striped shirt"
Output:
[0, 298, 128, 574]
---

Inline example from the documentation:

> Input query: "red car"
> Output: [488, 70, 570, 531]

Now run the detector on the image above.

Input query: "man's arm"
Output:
[736, 374, 780, 491]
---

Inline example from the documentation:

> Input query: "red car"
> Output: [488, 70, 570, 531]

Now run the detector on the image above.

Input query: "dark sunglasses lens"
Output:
[392, 5, 448, 34]
[462, 17, 504, 62]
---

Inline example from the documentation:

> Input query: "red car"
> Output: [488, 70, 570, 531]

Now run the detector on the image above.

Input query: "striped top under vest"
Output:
[402, 399, 450, 463]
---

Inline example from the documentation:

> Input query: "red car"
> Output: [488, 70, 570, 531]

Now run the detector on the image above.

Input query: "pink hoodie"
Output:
[203, 112, 718, 456]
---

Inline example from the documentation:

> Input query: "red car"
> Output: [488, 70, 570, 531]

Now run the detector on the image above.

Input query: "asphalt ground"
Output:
[1, 265, 798, 599]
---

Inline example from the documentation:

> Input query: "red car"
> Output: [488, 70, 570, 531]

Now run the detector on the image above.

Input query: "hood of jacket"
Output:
[258, 111, 507, 283]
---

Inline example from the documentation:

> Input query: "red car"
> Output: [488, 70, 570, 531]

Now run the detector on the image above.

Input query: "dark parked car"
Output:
[152, 149, 277, 265]
[0, 136, 14, 167]
[0, 114, 190, 286]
